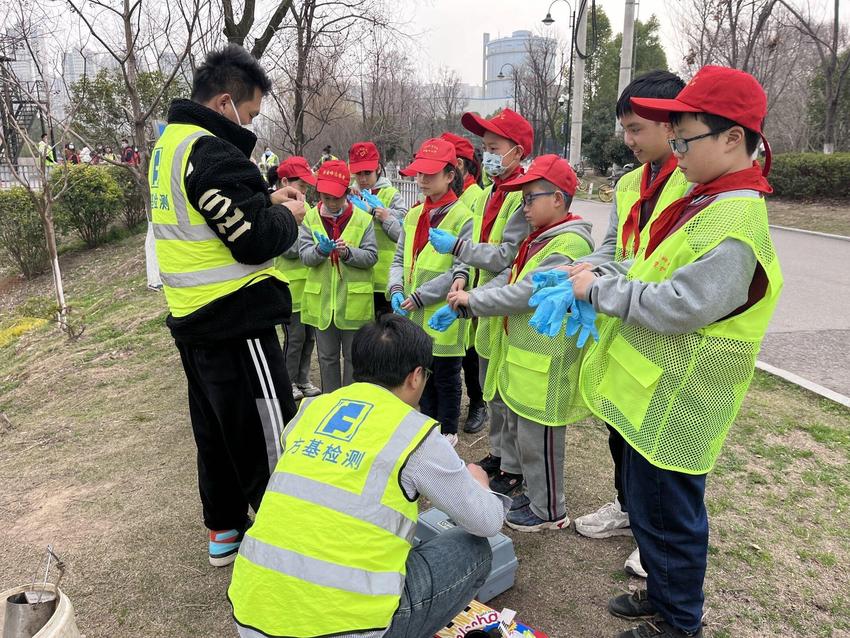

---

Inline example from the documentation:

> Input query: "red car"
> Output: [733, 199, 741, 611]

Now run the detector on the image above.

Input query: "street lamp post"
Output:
[543, 0, 575, 161]
[496, 62, 518, 110]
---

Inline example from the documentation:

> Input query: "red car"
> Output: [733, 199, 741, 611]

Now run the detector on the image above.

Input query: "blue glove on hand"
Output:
[428, 304, 459, 332]
[428, 228, 457, 254]
[565, 299, 599, 348]
[360, 190, 384, 210]
[347, 194, 370, 212]
[531, 270, 569, 294]
[391, 292, 408, 317]
[313, 230, 336, 256]
[528, 280, 575, 338]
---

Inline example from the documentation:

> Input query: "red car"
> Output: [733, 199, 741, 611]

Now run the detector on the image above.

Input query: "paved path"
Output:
[572, 198, 850, 399]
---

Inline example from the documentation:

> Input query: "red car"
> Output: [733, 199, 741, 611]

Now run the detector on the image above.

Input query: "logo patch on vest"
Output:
[316, 399, 374, 442]
[151, 147, 162, 187]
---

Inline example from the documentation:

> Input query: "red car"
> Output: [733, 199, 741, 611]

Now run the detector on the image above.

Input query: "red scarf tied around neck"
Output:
[480, 166, 523, 243]
[319, 202, 354, 272]
[620, 155, 679, 260]
[412, 188, 458, 260]
[510, 215, 580, 283]
[644, 161, 772, 258]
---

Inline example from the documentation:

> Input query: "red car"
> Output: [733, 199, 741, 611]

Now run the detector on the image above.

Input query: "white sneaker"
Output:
[624, 546, 647, 578]
[291, 384, 304, 401]
[298, 382, 322, 397]
[574, 498, 631, 539]
[443, 433, 459, 447]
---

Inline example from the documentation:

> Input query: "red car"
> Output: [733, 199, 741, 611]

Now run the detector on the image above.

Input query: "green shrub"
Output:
[0, 187, 48, 278]
[51, 164, 123, 247]
[770, 153, 850, 199]
[106, 164, 148, 229]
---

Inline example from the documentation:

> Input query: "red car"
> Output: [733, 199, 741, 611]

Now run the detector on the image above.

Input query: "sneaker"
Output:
[505, 504, 569, 532]
[608, 590, 656, 619]
[616, 617, 703, 638]
[291, 384, 304, 401]
[510, 492, 530, 511]
[463, 402, 488, 433]
[147, 283, 163, 292]
[475, 454, 502, 477]
[443, 432, 459, 447]
[625, 546, 647, 578]
[489, 471, 523, 496]
[209, 528, 246, 567]
[574, 498, 631, 538]
[298, 382, 322, 397]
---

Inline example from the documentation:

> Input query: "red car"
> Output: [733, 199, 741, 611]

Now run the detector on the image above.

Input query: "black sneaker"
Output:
[616, 617, 703, 638]
[489, 471, 523, 496]
[608, 590, 656, 619]
[475, 454, 501, 477]
[463, 403, 488, 433]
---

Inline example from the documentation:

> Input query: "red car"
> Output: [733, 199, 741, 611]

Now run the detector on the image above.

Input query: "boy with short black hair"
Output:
[567, 65, 783, 638]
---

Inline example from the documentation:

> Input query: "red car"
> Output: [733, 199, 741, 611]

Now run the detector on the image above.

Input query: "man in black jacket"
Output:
[149, 44, 306, 567]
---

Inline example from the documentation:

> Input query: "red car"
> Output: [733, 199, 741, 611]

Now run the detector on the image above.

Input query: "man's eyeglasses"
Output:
[522, 191, 558, 206]
[668, 127, 731, 154]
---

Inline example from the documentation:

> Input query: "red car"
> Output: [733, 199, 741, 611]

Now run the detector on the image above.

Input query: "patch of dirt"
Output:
[769, 197, 850, 237]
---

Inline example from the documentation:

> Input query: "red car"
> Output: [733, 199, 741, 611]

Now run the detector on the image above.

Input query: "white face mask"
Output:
[229, 98, 253, 132]
[482, 145, 519, 177]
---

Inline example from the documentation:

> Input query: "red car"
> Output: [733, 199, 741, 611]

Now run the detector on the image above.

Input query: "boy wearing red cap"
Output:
[299, 159, 378, 392]
[388, 138, 474, 446]
[275, 157, 322, 401]
[565, 66, 783, 637]
[439, 155, 593, 531]
[430, 108, 534, 494]
[348, 142, 409, 315]
[441, 131, 488, 435]
[573, 71, 689, 577]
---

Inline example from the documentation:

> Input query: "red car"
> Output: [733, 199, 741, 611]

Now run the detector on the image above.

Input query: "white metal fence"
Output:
[390, 177, 420, 209]
[0, 165, 51, 190]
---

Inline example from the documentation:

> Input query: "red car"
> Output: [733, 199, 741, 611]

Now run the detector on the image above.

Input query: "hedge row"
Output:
[770, 153, 850, 200]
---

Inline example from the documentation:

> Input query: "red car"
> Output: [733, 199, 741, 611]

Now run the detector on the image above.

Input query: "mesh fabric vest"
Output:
[300, 207, 375, 330]
[372, 186, 402, 294]
[274, 203, 313, 313]
[579, 191, 783, 474]
[482, 230, 593, 425]
[228, 383, 437, 636]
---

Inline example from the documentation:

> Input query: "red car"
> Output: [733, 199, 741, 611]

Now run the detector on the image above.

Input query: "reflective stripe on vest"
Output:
[402, 200, 473, 357]
[228, 383, 437, 637]
[579, 190, 783, 474]
[372, 186, 401, 293]
[482, 230, 593, 425]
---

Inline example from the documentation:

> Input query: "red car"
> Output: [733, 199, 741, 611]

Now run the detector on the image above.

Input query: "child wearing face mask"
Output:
[348, 142, 409, 316]
[299, 160, 378, 393]
[428, 108, 534, 495]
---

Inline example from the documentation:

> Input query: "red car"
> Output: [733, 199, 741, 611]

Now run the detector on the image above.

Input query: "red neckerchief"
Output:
[481, 165, 523, 243]
[644, 162, 772, 258]
[509, 216, 580, 284]
[319, 202, 354, 273]
[409, 190, 458, 283]
[621, 155, 678, 259]
[462, 174, 476, 192]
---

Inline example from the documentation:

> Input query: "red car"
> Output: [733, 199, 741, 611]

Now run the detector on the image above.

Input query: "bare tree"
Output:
[516, 32, 566, 155]
[221, 0, 294, 59]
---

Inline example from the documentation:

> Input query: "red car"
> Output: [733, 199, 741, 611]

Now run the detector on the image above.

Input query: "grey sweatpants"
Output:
[315, 325, 355, 393]
[285, 311, 315, 386]
[505, 408, 567, 521]
[479, 356, 509, 460]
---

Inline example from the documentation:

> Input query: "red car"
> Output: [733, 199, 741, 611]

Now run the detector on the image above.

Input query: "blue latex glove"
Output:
[360, 190, 384, 210]
[528, 280, 575, 338]
[313, 230, 336, 256]
[531, 270, 568, 294]
[391, 292, 408, 317]
[428, 305, 459, 332]
[347, 194, 370, 212]
[428, 228, 457, 254]
[565, 299, 599, 348]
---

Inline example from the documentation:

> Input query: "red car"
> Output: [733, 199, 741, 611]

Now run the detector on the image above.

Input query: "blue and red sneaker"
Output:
[208, 528, 246, 567]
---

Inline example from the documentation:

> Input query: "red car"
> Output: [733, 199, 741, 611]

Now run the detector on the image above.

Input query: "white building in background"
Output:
[62, 49, 117, 87]
[2, 27, 47, 83]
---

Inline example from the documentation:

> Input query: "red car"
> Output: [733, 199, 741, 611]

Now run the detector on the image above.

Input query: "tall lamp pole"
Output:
[543, 0, 576, 161]
[496, 63, 518, 110]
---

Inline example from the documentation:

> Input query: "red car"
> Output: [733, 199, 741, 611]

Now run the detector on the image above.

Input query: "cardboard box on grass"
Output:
[435, 599, 548, 638]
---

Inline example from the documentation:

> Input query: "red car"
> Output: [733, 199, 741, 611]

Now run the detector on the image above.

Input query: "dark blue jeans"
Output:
[622, 443, 707, 634]
[383, 527, 492, 638]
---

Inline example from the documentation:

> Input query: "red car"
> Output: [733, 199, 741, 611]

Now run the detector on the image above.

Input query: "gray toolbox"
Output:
[413, 507, 518, 603]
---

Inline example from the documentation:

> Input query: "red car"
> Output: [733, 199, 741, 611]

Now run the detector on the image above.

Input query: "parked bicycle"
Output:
[597, 163, 634, 203]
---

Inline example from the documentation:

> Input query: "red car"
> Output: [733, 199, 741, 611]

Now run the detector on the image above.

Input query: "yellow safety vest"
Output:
[372, 186, 402, 294]
[275, 203, 314, 313]
[483, 230, 593, 425]
[149, 123, 286, 318]
[614, 164, 689, 262]
[300, 207, 375, 330]
[470, 186, 525, 359]
[580, 191, 783, 474]
[459, 181, 484, 213]
[228, 383, 438, 637]
[403, 200, 474, 357]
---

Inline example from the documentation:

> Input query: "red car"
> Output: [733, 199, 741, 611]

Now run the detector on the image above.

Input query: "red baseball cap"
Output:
[500, 154, 578, 196]
[461, 107, 534, 158]
[440, 132, 474, 161]
[348, 141, 380, 173]
[630, 65, 771, 174]
[400, 138, 457, 176]
[277, 156, 317, 186]
[315, 159, 350, 197]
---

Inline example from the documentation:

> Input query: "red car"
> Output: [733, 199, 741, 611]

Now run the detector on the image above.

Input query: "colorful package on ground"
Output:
[435, 599, 548, 638]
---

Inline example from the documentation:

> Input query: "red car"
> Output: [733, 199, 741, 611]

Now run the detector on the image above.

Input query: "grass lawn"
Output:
[0, 232, 848, 637]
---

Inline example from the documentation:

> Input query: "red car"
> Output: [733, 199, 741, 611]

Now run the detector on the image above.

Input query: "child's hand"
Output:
[334, 239, 350, 259]
[565, 261, 594, 274]
[450, 277, 466, 294]
[569, 269, 597, 300]
[446, 289, 469, 310]
[391, 292, 408, 316]
[373, 207, 391, 222]
[400, 297, 416, 312]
